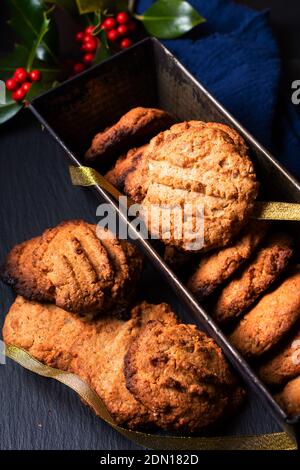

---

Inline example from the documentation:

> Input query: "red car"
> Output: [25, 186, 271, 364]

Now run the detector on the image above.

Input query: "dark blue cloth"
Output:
[137, 0, 300, 179]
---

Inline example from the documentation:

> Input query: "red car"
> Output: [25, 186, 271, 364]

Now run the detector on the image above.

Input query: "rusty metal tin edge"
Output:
[28, 38, 299, 441]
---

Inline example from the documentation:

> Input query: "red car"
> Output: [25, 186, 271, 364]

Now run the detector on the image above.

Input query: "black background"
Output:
[0, 0, 299, 451]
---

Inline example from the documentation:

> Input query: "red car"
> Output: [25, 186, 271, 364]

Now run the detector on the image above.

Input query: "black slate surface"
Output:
[1, 0, 299, 451]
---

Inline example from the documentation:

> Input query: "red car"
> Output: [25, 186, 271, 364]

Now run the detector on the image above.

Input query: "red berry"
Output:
[75, 31, 84, 42]
[127, 21, 137, 33]
[120, 38, 132, 49]
[85, 25, 95, 35]
[83, 53, 94, 64]
[102, 17, 116, 30]
[107, 29, 119, 42]
[116, 12, 129, 25]
[5, 78, 17, 91]
[12, 87, 26, 102]
[29, 70, 41, 82]
[81, 36, 98, 52]
[117, 25, 128, 37]
[72, 62, 85, 75]
[21, 82, 31, 93]
[14, 68, 27, 84]
[83, 33, 93, 42]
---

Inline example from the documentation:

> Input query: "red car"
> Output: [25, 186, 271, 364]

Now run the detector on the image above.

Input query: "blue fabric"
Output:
[137, 0, 300, 179]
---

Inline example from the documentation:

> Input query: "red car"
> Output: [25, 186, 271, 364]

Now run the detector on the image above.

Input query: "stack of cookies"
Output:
[188, 220, 300, 416]
[97, 107, 300, 418]
[1, 220, 244, 433]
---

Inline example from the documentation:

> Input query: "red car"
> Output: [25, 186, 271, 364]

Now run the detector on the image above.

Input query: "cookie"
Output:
[1, 220, 143, 315]
[229, 267, 300, 358]
[187, 220, 268, 300]
[257, 327, 300, 386]
[3, 297, 177, 429]
[124, 320, 244, 432]
[276, 376, 300, 416]
[105, 145, 149, 203]
[141, 121, 258, 252]
[214, 233, 293, 323]
[85, 107, 174, 163]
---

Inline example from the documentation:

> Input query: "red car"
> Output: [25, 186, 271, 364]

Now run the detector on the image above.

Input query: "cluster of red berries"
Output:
[74, 24, 100, 75]
[102, 12, 136, 49]
[6, 68, 41, 102]
[73, 12, 135, 75]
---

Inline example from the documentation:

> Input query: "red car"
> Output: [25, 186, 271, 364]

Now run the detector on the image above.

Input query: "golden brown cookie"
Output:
[187, 220, 268, 300]
[3, 297, 177, 429]
[85, 107, 174, 163]
[105, 145, 149, 203]
[214, 232, 293, 323]
[257, 327, 300, 386]
[141, 121, 258, 252]
[229, 266, 300, 358]
[1, 220, 143, 315]
[124, 321, 244, 432]
[276, 376, 300, 416]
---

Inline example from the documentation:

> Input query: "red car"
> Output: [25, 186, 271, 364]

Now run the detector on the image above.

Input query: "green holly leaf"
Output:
[6, 0, 59, 64]
[76, 0, 112, 14]
[137, 0, 205, 39]
[0, 43, 61, 83]
[0, 96, 22, 124]
[26, 12, 51, 70]
[93, 29, 111, 64]
[26, 80, 57, 101]
[118, 0, 130, 13]
[47, 0, 78, 17]
[0, 44, 28, 81]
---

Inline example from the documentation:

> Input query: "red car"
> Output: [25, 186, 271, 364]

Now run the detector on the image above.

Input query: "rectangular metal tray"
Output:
[29, 37, 300, 445]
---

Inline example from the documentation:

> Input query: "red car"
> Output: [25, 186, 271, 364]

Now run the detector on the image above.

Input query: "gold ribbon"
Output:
[69, 166, 300, 222]
[5, 344, 297, 451]
[253, 201, 300, 221]
[69, 165, 128, 203]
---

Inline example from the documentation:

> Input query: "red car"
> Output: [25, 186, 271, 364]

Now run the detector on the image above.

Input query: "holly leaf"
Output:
[137, 0, 205, 39]
[6, 0, 59, 64]
[0, 96, 22, 124]
[76, 0, 113, 14]
[93, 29, 111, 64]
[118, 0, 130, 13]
[26, 80, 57, 101]
[0, 43, 61, 83]
[26, 12, 51, 70]
[46, 0, 78, 17]
[0, 44, 28, 81]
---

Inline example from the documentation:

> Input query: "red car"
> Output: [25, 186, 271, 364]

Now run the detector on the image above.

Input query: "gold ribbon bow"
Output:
[5, 344, 297, 451]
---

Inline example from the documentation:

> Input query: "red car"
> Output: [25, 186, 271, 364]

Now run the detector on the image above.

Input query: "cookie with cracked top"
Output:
[3, 297, 177, 429]
[229, 266, 300, 358]
[85, 107, 175, 163]
[258, 326, 300, 386]
[1, 220, 143, 315]
[124, 320, 244, 432]
[187, 220, 268, 300]
[141, 121, 258, 252]
[214, 232, 293, 323]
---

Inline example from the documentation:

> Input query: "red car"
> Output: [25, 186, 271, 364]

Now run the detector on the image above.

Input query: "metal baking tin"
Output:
[29, 37, 300, 444]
